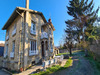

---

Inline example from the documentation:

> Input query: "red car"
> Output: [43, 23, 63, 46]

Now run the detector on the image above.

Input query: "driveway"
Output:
[51, 51, 100, 75]
[0, 69, 10, 75]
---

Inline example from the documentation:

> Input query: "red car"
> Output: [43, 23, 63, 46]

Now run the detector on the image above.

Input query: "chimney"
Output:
[26, 0, 29, 9]
[48, 18, 52, 23]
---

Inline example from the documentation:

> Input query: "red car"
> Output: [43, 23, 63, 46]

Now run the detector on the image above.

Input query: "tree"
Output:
[66, 0, 99, 54]
[67, 0, 99, 42]
[65, 20, 76, 56]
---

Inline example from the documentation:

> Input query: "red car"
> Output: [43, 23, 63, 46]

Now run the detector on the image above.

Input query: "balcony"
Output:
[6, 35, 9, 40]
[10, 52, 14, 58]
[41, 32, 48, 39]
[12, 29, 16, 36]
[30, 29, 36, 35]
[29, 50, 38, 56]
[51, 49, 54, 52]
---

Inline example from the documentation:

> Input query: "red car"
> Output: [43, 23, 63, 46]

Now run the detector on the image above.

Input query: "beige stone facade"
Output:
[2, 7, 55, 71]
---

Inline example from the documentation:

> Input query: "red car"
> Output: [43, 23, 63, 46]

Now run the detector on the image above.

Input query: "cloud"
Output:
[0, 41, 5, 44]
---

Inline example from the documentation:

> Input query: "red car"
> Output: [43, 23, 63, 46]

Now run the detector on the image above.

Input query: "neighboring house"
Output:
[0, 43, 4, 56]
[0, 43, 5, 67]
[2, 0, 55, 71]
[54, 47, 59, 56]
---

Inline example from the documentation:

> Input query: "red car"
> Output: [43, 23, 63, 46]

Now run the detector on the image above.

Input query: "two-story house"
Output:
[2, 0, 55, 71]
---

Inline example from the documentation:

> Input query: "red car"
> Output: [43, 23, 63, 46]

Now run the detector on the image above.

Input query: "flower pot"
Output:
[20, 68, 23, 72]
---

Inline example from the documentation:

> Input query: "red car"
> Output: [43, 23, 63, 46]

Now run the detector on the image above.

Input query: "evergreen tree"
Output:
[65, 20, 76, 55]
[67, 0, 99, 42]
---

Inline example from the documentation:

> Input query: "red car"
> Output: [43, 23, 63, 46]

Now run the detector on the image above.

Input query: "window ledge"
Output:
[30, 29, 36, 35]
[29, 50, 38, 56]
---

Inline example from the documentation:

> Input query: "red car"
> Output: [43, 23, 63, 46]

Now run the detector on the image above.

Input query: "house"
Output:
[54, 47, 59, 56]
[0, 43, 4, 56]
[0, 42, 5, 68]
[2, 0, 55, 71]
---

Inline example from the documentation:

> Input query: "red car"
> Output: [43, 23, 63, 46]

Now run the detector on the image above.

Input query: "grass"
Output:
[56, 52, 69, 56]
[85, 56, 100, 71]
[56, 50, 82, 56]
[30, 58, 73, 75]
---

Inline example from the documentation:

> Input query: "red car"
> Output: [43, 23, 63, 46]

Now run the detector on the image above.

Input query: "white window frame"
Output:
[12, 41, 15, 52]
[30, 40, 37, 51]
[30, 21, 36, 35]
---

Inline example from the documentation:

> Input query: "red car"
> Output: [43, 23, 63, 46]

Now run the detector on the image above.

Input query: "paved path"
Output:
[14, 65, 43, 75]
[51, 52, 100, 75]
[0, 69, 10, 75]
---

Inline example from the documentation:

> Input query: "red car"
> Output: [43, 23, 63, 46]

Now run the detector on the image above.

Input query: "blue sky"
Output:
[0, 0, 100, 46]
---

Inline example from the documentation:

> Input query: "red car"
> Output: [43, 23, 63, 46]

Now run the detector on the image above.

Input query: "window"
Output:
[31, 21, 36, 31]
[12, 41, 15, 52]
[14, 23, 16, 30]
[30, 40, 36, 51]
[49, 28, 51, 34]
[50, 41, 53, 49]
[8, 30, 9, 36]
[6, 44, 8, 55]
[41, 27, 43, 32]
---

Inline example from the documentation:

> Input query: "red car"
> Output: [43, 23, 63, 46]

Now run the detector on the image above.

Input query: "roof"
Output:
[0, 44, 5, 47]
[2, 7, 47, 30]
[41, 22, 55, 31]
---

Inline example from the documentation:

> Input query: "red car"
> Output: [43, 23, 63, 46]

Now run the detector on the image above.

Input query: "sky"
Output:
[0, 0, 100, 46]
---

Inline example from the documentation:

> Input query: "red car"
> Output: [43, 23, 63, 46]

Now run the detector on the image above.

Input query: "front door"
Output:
[41, 41, 44, 58]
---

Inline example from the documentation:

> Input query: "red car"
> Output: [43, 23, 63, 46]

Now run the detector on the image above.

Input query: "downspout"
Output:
[16, 10, 25, 70]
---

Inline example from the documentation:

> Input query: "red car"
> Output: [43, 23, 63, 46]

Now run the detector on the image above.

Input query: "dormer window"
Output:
[30, 21, 36, 35]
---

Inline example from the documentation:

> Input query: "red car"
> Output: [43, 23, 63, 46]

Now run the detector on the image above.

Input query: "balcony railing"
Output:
[51, 49, 54, 52]
[10, 52, 14, 58]
[29, 50, 38, 56]
[30, 29, 36, 35]
[6, 35, 9, 40]
[41, 32, 48, 39]
[12, 29, 16, 36]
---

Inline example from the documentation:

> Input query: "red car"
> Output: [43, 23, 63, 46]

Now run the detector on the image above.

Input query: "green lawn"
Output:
[56, 50, 82, 56]
[30, 58, 73, 75]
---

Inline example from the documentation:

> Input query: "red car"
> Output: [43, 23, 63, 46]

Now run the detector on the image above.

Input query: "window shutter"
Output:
[31, 22, 33, 32]
[6, 45, 8, 55]
[12, 41, 15, 52]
